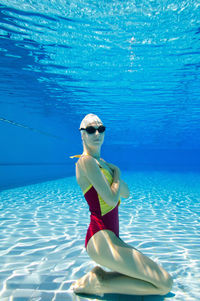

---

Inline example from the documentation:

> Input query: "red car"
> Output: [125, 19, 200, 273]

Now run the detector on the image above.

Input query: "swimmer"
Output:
[70, 113, 173, 296]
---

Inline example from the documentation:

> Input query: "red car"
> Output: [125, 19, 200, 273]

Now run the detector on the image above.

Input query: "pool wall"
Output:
[1, 115, 200, 190]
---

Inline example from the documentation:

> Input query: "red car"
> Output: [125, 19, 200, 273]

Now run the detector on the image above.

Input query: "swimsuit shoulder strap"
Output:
[70, 154, 104, 170]
[69, 154, 82, 165]
[69, 154, 82, 159]
[70, 154, 102, 166]
[92, 157, 102, 168]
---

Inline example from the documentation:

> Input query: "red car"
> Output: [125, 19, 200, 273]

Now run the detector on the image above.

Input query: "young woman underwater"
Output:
[70, 113, 173, 297]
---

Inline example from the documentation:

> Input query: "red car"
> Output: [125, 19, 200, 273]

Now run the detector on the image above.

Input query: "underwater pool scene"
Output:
[1, 172, 200, 301]
[0, 0, 200, 300]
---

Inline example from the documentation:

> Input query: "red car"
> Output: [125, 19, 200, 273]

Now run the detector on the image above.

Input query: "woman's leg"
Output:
[94, 269, 169, 295]
[86, 230, 173, 296]
[71, 265, 167, 296]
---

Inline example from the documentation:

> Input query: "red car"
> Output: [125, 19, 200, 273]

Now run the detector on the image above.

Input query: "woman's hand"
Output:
[101, 159, 129, 198]
[105, 162, 121, 177]
[79, 155, 121, 206]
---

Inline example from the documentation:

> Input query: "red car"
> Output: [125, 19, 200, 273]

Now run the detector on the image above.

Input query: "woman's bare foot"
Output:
[70, 266, 105, 296]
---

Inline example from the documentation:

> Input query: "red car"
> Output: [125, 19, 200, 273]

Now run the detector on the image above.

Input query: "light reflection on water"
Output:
[0, 1, 200, 150]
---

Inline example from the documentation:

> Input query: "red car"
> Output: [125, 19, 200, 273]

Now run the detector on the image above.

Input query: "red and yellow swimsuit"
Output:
[84, 166, 121, 248]
[70, 155, 121, 248]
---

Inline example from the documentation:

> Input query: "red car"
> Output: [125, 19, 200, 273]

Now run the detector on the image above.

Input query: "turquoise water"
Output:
[1, 171, 200, 300]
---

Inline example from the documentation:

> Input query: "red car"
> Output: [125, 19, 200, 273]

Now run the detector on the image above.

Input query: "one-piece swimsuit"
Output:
[83, 166, 120, 248]
[70, 155, 121, 248]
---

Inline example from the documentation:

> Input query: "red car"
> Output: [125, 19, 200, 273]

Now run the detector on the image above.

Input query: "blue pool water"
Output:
[0, 0, 200, 300]
[1, 171, 200, 300]
[1, 0, 200, 189]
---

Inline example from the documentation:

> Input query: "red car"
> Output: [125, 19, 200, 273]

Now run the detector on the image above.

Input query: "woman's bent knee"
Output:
[87, 230, 174, 296]
[159, 274, 173, 295]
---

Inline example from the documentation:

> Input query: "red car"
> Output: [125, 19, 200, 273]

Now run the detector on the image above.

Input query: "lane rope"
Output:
[0, 116, 63, 140]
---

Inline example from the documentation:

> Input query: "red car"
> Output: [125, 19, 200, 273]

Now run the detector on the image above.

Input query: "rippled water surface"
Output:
[0, 171, 200, 301]
[0, 0, 200, 152]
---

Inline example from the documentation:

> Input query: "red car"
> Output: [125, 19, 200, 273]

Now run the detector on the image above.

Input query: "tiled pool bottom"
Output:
[0, 171, 200, 301]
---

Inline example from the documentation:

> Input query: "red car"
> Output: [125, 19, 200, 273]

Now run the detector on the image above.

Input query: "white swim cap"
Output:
[79, 113, 103, 129]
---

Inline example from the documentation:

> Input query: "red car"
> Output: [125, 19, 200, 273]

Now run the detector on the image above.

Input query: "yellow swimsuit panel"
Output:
[70, 154, 121, 216]
[98, 168, 121, 216]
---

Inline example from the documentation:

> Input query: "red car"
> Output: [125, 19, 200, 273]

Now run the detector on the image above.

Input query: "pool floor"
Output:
[0, 171, 199, 300]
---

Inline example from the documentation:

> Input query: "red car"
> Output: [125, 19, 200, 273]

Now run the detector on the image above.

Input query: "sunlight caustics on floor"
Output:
[0, 171, 199, 300]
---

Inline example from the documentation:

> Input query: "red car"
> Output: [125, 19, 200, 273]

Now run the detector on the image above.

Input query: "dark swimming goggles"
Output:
[79, 125, 106, 134]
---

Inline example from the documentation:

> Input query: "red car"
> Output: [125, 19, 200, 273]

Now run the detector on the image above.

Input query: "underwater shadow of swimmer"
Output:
[75, 291, 175, 300]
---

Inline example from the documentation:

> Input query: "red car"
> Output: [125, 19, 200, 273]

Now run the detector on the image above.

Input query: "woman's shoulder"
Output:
[76, 155, 101, 189]
[78, 154, 98, 168]
[75, 158, 91, 192]
[77, 155, 105, 180]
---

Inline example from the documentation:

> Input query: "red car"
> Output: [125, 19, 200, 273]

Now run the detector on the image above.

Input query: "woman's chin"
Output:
[93, 140, 103, 144]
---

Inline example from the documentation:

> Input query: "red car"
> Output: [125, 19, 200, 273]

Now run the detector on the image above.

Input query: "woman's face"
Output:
[82, 121, 105, 148]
